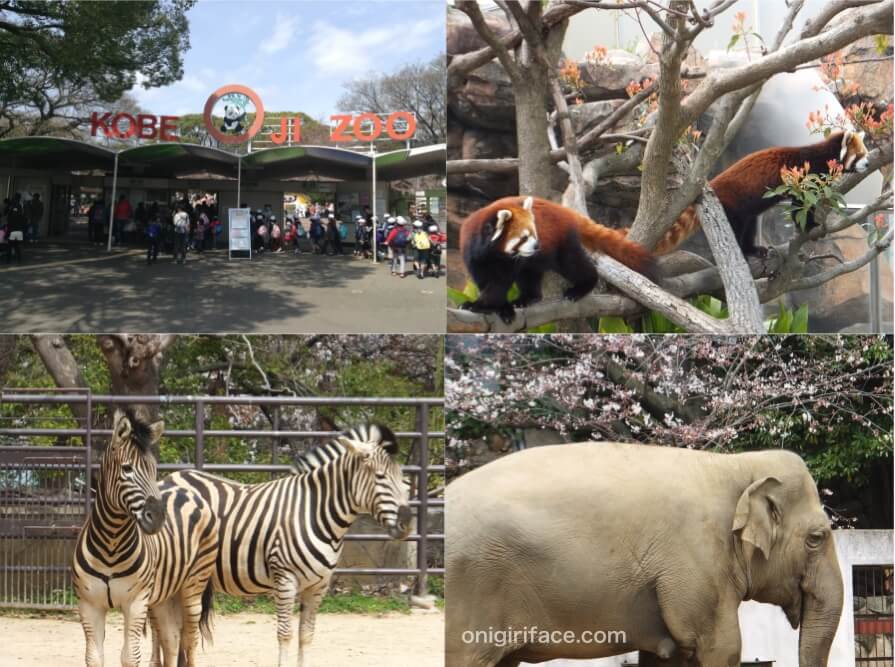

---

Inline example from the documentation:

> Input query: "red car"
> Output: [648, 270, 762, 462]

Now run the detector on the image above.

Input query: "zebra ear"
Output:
[149, 420, 164, 444]
[338, 437, 374, 460]
[112, 410, 131, 447]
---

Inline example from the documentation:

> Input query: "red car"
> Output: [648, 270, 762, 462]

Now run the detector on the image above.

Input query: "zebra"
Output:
[152, 422, 414, 666]
[72, 408, 219, 667]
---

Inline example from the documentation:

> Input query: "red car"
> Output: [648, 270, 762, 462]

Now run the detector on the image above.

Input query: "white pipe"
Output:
[106, 152, 118, 252]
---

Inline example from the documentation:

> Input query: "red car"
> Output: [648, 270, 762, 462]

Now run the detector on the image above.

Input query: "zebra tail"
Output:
[199, 578, 215, 646]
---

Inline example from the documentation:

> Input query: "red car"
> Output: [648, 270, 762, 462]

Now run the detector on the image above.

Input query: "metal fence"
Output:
[0, 389, 444, 610]
[854, 564, 894, 666]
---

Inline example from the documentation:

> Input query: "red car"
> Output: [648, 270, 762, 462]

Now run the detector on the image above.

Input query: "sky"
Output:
[129, 0, 445, 119]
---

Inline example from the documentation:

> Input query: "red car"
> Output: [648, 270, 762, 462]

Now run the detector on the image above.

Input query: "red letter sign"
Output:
[90, 112, 113, 137]
[159, 116, 179, 142]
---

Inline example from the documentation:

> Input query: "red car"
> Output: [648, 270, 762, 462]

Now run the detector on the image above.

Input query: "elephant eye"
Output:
[806, 530, 826, 548]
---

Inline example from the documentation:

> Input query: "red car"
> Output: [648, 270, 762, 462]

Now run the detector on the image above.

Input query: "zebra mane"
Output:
[120, 407, 156, 454]
[290, 423, 399, 474]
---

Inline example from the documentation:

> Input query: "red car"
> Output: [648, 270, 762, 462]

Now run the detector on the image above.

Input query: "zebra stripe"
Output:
[154, 423, 413, 667]
[72, 408, 219, 667]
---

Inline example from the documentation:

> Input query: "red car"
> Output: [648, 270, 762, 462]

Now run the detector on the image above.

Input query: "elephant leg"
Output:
[694, 603, 741, 667]
[639, 651, 696, 666]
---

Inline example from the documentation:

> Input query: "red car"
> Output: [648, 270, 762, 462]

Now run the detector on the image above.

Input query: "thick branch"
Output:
[697, 189, 764, 332]
[681, 1, 893, 127]
[784, 227, 893, 291]
[447, 2, 584, 86]
[456, 1, 522, 81]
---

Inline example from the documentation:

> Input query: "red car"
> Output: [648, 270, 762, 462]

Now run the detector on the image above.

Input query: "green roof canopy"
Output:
[0, 137, 446, 182]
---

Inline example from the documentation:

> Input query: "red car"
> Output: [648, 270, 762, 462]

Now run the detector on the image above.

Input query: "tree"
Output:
[338, 54, 447, 145]
[446, 334, 893, 527]
[0, 335, 444, 474]
[447, 0, 894, 333]
[0, 0, 195, 136]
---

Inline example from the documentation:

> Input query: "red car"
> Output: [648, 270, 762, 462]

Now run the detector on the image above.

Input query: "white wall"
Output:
[524, 530, 893, 667]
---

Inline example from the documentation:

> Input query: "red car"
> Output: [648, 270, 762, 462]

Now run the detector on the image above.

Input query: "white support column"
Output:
[237, 154, 242, 206]
[371, 147, 378, 263]
[106, 152, 119, 252]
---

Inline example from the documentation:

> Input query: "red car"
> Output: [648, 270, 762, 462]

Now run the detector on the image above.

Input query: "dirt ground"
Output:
[0, 609, 444, 666]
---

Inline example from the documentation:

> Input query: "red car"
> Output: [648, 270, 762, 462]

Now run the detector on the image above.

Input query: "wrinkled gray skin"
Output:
[446, 443, 843, 667]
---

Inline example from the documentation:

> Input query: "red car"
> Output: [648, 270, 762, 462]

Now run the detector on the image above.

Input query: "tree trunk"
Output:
[97, 334, 175, 422]
[0, 335, 18, 387]
[30, 334, 90, 434]
[513, 79, 553, 198]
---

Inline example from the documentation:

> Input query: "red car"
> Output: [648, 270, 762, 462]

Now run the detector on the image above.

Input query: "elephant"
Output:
[445, 442, 843, 667]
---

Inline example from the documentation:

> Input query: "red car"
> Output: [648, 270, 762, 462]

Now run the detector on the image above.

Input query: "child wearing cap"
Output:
[386, 217, 411, 277]
[411, 220, 431, 280]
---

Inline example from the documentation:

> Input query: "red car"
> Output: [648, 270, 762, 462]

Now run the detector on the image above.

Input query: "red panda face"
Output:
[841, 131, 869, 173]
[490, 196, 540, 258]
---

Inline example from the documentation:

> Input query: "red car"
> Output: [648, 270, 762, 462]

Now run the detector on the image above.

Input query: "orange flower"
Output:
[826, 159, 843, 178]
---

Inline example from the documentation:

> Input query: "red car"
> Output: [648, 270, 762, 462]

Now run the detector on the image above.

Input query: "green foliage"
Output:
[640, 309, 685, 334]
[597, 316, 634, 334]
[766, 303, 809, 334]
[691, 294, 728, 320]
[0, 1, 195, 103]
[0, 336, 443, 485]
[764, 171, 847, 232]
[213, 591, 411, 616]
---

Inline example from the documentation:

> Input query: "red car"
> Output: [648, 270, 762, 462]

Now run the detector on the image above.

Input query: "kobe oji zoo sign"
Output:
[89, 84, 417, 145]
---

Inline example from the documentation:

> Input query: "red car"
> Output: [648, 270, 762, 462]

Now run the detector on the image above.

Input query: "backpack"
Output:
[413, 231, 431, 250]
[391, 228, 409, 248]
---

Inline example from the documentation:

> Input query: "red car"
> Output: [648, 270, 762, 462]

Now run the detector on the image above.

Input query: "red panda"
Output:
[459, 195, 658, 323]
[654, 130, 870, 255]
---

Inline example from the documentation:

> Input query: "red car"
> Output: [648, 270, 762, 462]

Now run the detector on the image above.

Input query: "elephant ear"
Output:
[732, 476, 783, 563]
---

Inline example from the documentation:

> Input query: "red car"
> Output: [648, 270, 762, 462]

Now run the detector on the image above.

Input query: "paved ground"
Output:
[0, 240, 445, 333]
[0, 609, 444, 666]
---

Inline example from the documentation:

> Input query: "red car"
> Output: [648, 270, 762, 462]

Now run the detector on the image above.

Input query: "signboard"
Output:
[91, 83, 417, 146]
[228, 208, 251, 260]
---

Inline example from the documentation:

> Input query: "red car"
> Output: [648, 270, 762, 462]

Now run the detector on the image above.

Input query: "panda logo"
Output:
[220, 103, 246, 134]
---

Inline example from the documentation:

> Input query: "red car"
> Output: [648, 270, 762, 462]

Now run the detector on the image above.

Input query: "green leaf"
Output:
[527, 322, 558, 334]
[462, 280, 480, 301]
[615, 142, 625, 154]
[795, 209, 809, 230]
[727, 33, 740, 51]
[446, 287, 469, 306]
[791, 304, 809, 333]
[598, 316, 634, 333]
[641, 309, 683, 334]
[507, 282, 520, 303]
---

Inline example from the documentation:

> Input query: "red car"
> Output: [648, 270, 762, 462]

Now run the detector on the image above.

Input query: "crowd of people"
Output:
[244, 200, 446, 278]
[0, 192, 43, 263]
[84, 194, 221, 264]
[1, 191, 446, 278]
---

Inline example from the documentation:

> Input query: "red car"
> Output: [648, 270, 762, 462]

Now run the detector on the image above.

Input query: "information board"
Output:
[229, 208, 251, 260]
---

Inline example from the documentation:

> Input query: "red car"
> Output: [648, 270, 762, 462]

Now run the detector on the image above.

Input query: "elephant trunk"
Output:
[798, 545, 844, 667]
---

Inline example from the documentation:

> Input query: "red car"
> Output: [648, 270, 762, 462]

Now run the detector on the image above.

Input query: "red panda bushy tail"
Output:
[578, 220, 659, 282]
[653, 205, 700, 255]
